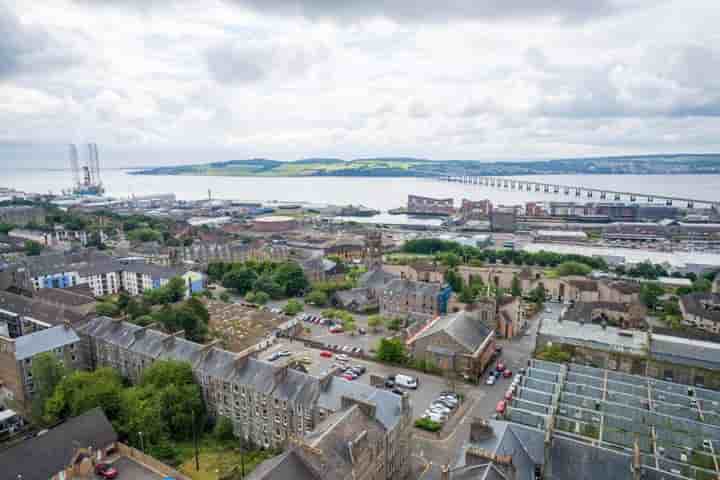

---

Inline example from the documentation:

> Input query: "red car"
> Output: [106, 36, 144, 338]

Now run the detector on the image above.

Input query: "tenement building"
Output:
[406, 195, 455, 216]
[78, 316, 412, 477]
[379, 278, 452, 323]
[679, 292, 720, 334]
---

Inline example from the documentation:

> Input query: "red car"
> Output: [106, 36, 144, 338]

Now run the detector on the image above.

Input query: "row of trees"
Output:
[402, 240, 608, 271]
[32, 358, 206, 463]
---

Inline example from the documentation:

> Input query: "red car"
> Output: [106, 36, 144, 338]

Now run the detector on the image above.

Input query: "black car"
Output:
[391, 388, 404, 396]
[385, 379, 395, 388]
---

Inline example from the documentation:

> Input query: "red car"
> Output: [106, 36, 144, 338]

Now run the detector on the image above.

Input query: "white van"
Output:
[395, 374, 418, 389]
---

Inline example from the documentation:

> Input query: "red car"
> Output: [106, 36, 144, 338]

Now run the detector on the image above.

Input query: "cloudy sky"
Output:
[1, 0, 719, 167]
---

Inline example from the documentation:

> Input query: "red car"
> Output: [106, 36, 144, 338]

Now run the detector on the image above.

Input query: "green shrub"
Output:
[414, 418, 442, 432]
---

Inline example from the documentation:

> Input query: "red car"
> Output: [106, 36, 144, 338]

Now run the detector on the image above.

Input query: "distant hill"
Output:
[130, 154, 720, 177]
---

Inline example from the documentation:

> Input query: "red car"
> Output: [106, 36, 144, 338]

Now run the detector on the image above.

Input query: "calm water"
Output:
[3, 169, 719, 211]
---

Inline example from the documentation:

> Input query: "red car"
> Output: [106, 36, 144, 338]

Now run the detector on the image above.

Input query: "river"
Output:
[3, 170, 719, 212]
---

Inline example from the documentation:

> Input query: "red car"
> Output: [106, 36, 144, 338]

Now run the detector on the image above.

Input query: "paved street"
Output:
[412, 302, 562, 479]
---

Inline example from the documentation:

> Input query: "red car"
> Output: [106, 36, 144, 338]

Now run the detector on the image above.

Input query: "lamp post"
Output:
[138, 431, 144, 453]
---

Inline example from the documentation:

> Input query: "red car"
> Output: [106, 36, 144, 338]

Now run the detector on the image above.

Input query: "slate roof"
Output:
[317, 377, 403, 431]
[382, 278, 443, 297]
[14, 325, 80, 360]
[21, 250, 113, 276]
[0, 407, 117, 480]
[546, 436, 633, 480]
[358, 268, 396, 290]
[0, 290, 87, 326]
[650, 333, 720, 370]
[245, 450, 318, 480]
[34, 286, 95, 306]
[679, 293, 720, 323]
[410, 311, 493, 354]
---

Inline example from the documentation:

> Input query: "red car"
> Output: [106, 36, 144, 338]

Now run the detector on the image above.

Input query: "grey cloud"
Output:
[408, 101, 431, 118]
[0, 5, 78, 78]
[228, 0, 619, 23]
[205, 40, 328, 85]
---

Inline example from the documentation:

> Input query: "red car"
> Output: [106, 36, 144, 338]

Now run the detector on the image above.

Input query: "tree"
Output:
[222, 267, 257, 294]
[96, 301, 120, 317]
[510, 275, 522, 297]
[529, 283, 547, 306]
[0, 223, 14, 234]
[556, 261, 592, 277]
[445, 269, 463, 293]
[283, 299, 304, 315]
[45, 368, 125, 424]
[376, 338, 407, 364]
[253, 274, 284, 299]
[536, 345, 571, 363]
[458, 285, 475, 304]
[305, 290, 329, 306]
[640, 282, 665, 309]
[127, 228, 163, 243]
[31, 352, 66, 423]
[341, 314, 356, 334]
[386, 317, 402, 331]
[273, 261, 309, 297]
[164, 277, 187, 303]
[691, 278, 712, 293]
[253, 291, 270, 305]
[24, 240, 43, 256]
[437, 252, 461, 268]
[219, 292, 231, 303]
[367, 314, 383, 333]
[214, 416, 236, 443]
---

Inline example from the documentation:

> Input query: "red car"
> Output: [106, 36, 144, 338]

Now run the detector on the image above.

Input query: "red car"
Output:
[496, 363, 506, 372]
[342, 373, 355, 381]
[329, 326, 343, 333]
[496, 400, 506, 414]
[320, 350, 333, 358]
[502, 369, 513, 378]
[504, 390, 513, 401]
[95, 463, 119, 479]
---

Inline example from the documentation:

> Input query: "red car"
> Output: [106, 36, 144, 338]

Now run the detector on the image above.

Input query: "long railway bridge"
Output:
[442, 175, 719, 209]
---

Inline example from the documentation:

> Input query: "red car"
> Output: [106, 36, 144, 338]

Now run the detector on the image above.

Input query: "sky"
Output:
[1, 0, 720, 168]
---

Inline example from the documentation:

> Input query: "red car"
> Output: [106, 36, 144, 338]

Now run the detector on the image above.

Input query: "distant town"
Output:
[1, 155, 720, 480]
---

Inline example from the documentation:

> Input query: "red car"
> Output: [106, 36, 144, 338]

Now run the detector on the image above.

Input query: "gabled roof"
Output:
[358, 268, 396, 289]
[317, 377, 403, 431]
[679, 292, 720, 323]
[245, 450, 319, 480]
[14, 325, 80, 360]
[409, 311, 492, 354]
[0, 407, 117, 480]
[382, 278, 444, 297]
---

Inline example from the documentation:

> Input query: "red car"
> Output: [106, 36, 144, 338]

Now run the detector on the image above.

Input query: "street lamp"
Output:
[138, 431, 144, 453]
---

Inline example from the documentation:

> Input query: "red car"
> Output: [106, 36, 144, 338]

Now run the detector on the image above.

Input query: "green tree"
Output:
[24, 240, 43, 256]
[45, 368, 124, 424]
[305, 290, 329, 306]
[445, 269, 463, 293]
[127, 228, 163, 243]
[536, 345, 571, 363]
[214, 416, 236, 443]
[31, 352, 66, 423]
[367, 314, 383, 333]
[556, 261, 592, 277]
[458, 285, 475, 304]
[376, 338, 407, 363]
[640, 282, 665, 309]
[692, 278, 712, 293]
[437, 252, 461, 268]
[283, 299, 304, 315]
[96, 301, 120, 317]
[253, 274, 284, 299]
[222, 267, 257, 294]
[273, 261, 309, 297]
[0, 223, 14, 234]
[219, 291, 231, 303]
[341, 314, 356, 334]
[386, 317, 402, 331]
[529, 283, 547, 306]
[117, 291, 132, 311]
[510, 275, 522, 297]
[165, 276, 187, 303]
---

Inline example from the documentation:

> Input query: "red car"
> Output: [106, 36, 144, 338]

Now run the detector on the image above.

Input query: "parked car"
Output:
[277, 351, 291, 357]
[352, 347, 362, 354]
[496, 400, 506, 414]
[430, 403, 451, 415]
[336, 354, 350, 362]
[320, 350, 333, 358]
[496, 362, 506, 372]
[353, 365, 367, 374]
[385, 379, 395, 388]
[423, 412, 447, 423]
[95, 463, 119, 479]
[391, 388, 404, 396]
[358, 327, 367, 335]
[502, 369, 513, 378]
[330, 326, 344, 333]
[495, 345, 503, 354]
[268, 352, 280, 362]
[486, 375, 496, 386]
[342, 373, 355, 381]
[437, 396, 458, 408]
[395, 374, 418, 389]
[504, 390, 514, 401]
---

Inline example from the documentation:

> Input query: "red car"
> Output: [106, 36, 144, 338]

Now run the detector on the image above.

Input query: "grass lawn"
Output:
[173, 438, 277, 480]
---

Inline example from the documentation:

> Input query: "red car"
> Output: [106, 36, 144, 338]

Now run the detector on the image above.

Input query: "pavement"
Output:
[107, 456, 165, 480]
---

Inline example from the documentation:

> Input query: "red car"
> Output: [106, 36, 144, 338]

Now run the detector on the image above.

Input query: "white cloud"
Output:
[2, 0, 720, 167]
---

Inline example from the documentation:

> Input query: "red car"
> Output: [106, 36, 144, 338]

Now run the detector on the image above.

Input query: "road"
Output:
[412, 301, 561, 479]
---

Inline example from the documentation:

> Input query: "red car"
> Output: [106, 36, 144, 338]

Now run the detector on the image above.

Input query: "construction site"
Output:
[68, 143, 105, 196]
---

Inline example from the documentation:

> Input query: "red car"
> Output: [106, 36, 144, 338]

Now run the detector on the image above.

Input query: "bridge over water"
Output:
[442, 175, 719, 209]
